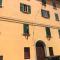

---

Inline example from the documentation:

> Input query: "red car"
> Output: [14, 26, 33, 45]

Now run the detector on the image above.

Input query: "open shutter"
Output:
[20, 3, 24, 12]
[28, 5, 31, 14]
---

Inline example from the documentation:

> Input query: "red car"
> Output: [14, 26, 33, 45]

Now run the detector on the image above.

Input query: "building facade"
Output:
[0, 0, 60, 60]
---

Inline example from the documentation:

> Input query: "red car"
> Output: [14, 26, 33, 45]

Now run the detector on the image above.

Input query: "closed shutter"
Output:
[46, 27, 51, 38]
[47, 11, 50, 18]
[24, 47, 30, 59]
[0, 0, 2, 7]
[42, 0, 46, 5]
[55, 13, 59, 21]
[20, 3, 24, 12]
[49, 47, 54, 56]
[41, 10, 46, 17]
[58, 29, 60, 38]
[28, 5, 31, 14]
[23, 24, 29, 34]
[0, 56, 3, 60]
[51, 0, 56, 8]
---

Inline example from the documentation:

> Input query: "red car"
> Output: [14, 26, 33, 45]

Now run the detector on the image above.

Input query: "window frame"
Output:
[20, 3, 31, 14]
[41, 9, 50, 19]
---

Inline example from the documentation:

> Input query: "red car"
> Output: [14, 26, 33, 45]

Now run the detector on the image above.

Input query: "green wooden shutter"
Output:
[28, 5, 31, 14]
[51, 0, 56, 8]
[20, 3, 24, 12]
[42, 0, 46, 6]
[55, 13, 59, 21]
[47, 11, 50, 18]
[58, 29, 60, 38]
[46, 27, 51, 38]
[0, 0, 2, 6]
[23, 24, 29, 34]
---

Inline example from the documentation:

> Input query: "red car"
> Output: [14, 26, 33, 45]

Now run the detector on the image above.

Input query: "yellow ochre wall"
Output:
[0, 0, 60, 60]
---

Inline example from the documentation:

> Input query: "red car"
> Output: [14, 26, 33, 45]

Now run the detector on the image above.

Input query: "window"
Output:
[24, 47, 30, 59]
[51, 0, 56, 8]
[58, 29, 60, 38]
[0, 0, 2, 7]
[23, 24, 29, 35]
[55, 13, 59, 21]
[49, 47, 54, 56]
[41, 9, 50, 18]
[0, 56, 3, 60]
[20, 3, 31, 14]
[42, 0, 46, 6]
[45, 27, 51, 38]
[46, 57, 60, 60]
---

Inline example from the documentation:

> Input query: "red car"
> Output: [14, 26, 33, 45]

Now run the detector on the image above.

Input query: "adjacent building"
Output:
[0, 0, 60, 60]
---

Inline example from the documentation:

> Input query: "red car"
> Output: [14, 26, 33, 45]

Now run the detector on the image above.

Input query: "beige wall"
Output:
[0, 0, 60, 60]
[0, 20, 60, 60]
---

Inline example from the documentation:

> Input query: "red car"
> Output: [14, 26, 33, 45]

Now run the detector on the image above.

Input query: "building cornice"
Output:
[0, 16, 60, 29]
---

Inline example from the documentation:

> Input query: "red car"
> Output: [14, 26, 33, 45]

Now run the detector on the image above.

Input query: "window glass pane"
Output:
[41, 10, 50, 18]
[24, 4, 27, 12]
